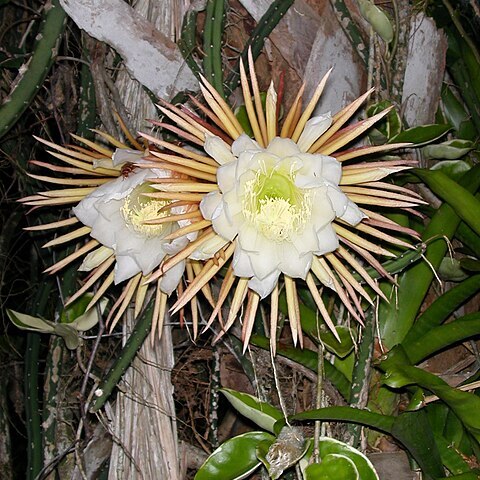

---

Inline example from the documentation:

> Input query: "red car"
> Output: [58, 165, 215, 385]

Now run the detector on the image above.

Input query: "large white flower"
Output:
[73, 167, 188, 294]
[199, 133, 365, 298]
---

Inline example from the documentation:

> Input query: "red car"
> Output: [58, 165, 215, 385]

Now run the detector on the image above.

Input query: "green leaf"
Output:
[305, 455, 359, 480]
[220, 388, 284, 433]
[434, 430, 472, 475]
[289, 407, 444, 478]
[7, 309, 54, 333]
[404, 313, 480, 365]
[194, 431, 274, 480]
[389, 124, 450, 145]
[389, 409, 445, 479]
[290, 406, 395, 434]
[70, 297, 107, 331]
[441, 84, 477, 141]
[460, 257, 480, 272]
[414, 168, 480, 237]
[423, 140, 474, 160]
[438, 473, 480, 480]
[382, 165, 480, 348]
[53, 324, 80, 350]
[366, 100, 402, 140]
[383, 365, 480, 443]
[357, 0, 393, 43]
[317, 438, 378, 480]
[60, 293, 93, 323]
[438, 257, 468, 281]
[235, 105, 254, 137]
[402, 274, 480, 347]
[319, 325, 355, 358]
[294, 298, 355, 357]
[430, 160, 471, 181]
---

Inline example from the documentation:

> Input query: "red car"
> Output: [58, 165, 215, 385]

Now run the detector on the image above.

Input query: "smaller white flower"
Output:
[73, 167, 188, 289]
[199, 132, 365, 297]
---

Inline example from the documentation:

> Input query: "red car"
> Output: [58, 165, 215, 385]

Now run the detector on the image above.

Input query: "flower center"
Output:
[121, 183, 170, 238]
[243, 169, 312, 242]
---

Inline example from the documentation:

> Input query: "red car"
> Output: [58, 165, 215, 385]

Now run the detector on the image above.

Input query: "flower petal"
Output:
[114, 254, 142, 284]
[315, 223, 340, 256]
[112, 148, 144, 166]
[326, 186, 365, 225]
[204, 133, 235, 165]
[248, 270, 280, 298]
[200, 191, 223, 221]
[265, 137, 300, 157]
[160, 260, 185, 295]
[189, 235, 229, 260]
[79, 246, 113, 271]
[232, 248, 254, 277]
[231, 133, 260, 157]
[297, 113, 332, 152]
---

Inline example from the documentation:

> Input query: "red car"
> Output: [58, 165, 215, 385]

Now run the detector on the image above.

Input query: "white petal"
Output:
[163, 235, 189, 255]
[73, 170, 150, 228]
[216, 160, 237, 192]
[315, 223, 339, 256]
[204, 132, 235, 165]
[339, 200, 366, 225]
[232, 248, 254, 277]
[238, 224, 261, 253]
[160, 260, 185, 295]
[326, 186, 365, 225]
[325, 186, 351, 218]
[231, 133, 260, 157]
[200, 191, 223, 221]
[279, 248, 312, 279]
[212, 205, 239, 241]
[114, 254, 142, 284]
[265, 137, 300, 157]
[88, 201, 125, 247]
[321, 156, 342, 184]
[93, 158, 118, 170]
[112, 148, 144, 166]
[79, 246, 113, 272]
[310, 188, 336, 230]
[248, 270, 281, 298]
[189, 235, 229, 260]
[295, 153, 341, 188]
[294, 225, 320, 255]
[248, 237, 280, 279]
[297, 113, 332, 152]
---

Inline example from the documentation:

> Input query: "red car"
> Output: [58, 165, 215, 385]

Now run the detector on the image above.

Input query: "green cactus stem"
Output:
[0, 0, 67, 139]
[90, 300, 154, 412]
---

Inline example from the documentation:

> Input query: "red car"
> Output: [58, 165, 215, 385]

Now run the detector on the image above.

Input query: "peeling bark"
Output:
[402, 13, 447, 127]
[58, 0, 197, 99]
[239, 0, 367, 114]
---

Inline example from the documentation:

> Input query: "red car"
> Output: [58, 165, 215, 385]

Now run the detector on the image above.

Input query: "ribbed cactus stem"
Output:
[0, 0, 67, 139]
[90, 300, 154, 412]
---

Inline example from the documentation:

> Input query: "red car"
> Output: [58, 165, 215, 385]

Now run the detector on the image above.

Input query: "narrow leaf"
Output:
[414, 168, 480, 237]
[220, 388, 284, 433]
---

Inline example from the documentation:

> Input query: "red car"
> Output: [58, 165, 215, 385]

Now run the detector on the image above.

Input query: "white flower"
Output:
[73, 167, 187, 293]
[199, 133, 365, 298]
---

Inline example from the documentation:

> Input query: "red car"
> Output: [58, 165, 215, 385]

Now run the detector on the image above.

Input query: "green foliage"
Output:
[7, 295, 106, 350]
[0, 0, 67, 139]
[197, 389, 380, 479]
[195, 431, 275, 480]
[220, 388, 283, 433]
[384, 366, 480, 444]
[357, 0, 393, 44]
[388, 124, 451, 145]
